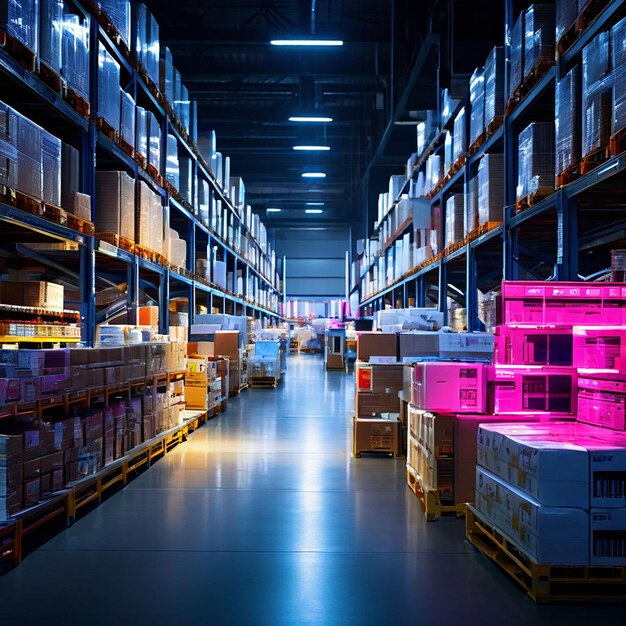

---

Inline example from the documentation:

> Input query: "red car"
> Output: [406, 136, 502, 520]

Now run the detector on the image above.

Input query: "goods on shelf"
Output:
[441, 85, 461, 126]
[452, 106, 466, 164]
[508, 10, 524, 101]
[0, 280, 64, 310]
[445, 195, 464, 247]
[40, 0, 63, 73]
[555, 67, 578, 178]
[523, 4, 555, 80]
[484, 46, 504, 130]
[465, 175, 478, 234]
[612, 17, 626, 138]
[556, 0, 577, 47]
[582, 31, 612, 158]
[136, 180, 163, 253]
[416, 111, 438, 154]
[477, 153, 503, 225]
[425, 154, 441, 192]
[119, 90, 135, 149]
[98, 0, 131, 48]
[61, 11, 90, 100]
[443, 130, 453, 174]
[133, 3, 159, 87]
[516, 122, 555, 201]
[95, 170, 134, 240]
[469, 68, 485, 148]
[97, 43, 121, 132]
[0, 0, 39, 55]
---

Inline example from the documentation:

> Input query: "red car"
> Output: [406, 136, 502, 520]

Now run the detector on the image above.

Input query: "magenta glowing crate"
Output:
[494, 324, 573, 366]
[501, 281, 626, 325]
[493, 365, 577, 416]
[578, 372, 626, 432]
[573, 326, 626, 370]
[411, 362, 492, 414]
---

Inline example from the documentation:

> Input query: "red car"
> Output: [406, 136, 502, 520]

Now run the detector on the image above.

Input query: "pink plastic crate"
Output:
[494, 325, 573, 366]
[411, 362, 492, 413]
[578, 374, 626, 431]
[501, 281, 626, 325]
[494, 365, 577, 415]
[573, 326, 626, 370]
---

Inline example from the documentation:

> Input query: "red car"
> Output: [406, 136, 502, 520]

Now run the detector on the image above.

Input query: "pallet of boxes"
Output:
[353, 332, 403, 458]
[465, 281, 626, 603]
[184, 355, 224, 415]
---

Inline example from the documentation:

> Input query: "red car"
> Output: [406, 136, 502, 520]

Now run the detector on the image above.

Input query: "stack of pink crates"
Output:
[475, 280, 626, 566]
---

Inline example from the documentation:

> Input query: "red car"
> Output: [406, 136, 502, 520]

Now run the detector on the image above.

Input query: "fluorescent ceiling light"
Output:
[271, 39, 343, 47]
[302, 172, 326, 178]
[266, 208, 282, 213]
[305, 209, 324, 214]
[306, 202, 324, 206]
[293, 145, 330, 151]
[289, 116, 333, 123]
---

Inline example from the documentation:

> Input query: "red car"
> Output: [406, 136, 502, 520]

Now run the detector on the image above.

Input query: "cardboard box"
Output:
[214, 331, 239, 360]
[139, 306, 159, 326]
[356, 391, 401, 417]
[356, 332, 397, 362]
[398, 332, 439, 360]
[185, 385, 208, 410]
[326, 354, 344, 370]
[0, 281, 64, 309]
[353, 417, 401, 457]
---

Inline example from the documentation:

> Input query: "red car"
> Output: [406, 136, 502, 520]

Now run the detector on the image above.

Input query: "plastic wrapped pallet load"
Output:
[95, 171, 135, 240]
[469, 67, 485, 148]
[477, 153, 504, 225]
[61, 12, 90, 100]
[17, 115, 43, 200]
[445, 195, 464, 247]
[165, 134, 179, 190]
[465, 175, 478, 235]
[582, 31, 612, 158]
[41, 131, 61, 206]
[452, 106, 466, 163]
[484, 46, 505, 130]
[0, 0, 39, 54]
[516, 122, 554, 201]
[118, 90, 135, 149]
[508, 10, 524, 101]
[523, 4, 555, 81]
[97, 43, 121, 131]
[612, 18, 626, 139]
[556, 0, 577, 46]
[555, 68, 578, 178]
[40, 0, 63, 72]
[425, 154, 441, 192]
[98, 0, 131, 48]
[147, 112, 161, 173]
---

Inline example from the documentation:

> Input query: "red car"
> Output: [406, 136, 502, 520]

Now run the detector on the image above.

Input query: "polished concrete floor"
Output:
[0, 354, 624, 625]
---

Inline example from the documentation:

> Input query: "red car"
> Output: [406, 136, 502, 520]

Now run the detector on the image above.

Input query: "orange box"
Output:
[138, 306, 159, 326]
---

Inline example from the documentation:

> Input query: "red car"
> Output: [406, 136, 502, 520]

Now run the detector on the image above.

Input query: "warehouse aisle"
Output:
[0, 355, 624, 625]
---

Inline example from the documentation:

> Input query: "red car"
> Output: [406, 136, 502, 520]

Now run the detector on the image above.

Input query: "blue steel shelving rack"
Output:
[357, 0, 626, 329]
[0, 0, 283, 346]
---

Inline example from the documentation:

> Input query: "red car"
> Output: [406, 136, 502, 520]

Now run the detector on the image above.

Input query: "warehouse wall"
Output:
[273, 227, 349, 298]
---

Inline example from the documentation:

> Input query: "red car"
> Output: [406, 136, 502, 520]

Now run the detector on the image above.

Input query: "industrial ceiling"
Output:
[150, 0, 504, 234]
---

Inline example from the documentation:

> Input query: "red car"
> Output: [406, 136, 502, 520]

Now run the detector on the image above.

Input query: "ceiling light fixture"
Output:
[306, 202, 325, 206]
[271, 39, 343, 47]
[302, 172, 326, 178]
[289, 116, 333, 123]
[266, 208, 282, 213]
[305, 209, 324, 214]
[293, 145, 330, 151]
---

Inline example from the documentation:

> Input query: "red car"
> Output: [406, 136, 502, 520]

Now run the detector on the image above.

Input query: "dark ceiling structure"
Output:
[148, 0, 505, 234]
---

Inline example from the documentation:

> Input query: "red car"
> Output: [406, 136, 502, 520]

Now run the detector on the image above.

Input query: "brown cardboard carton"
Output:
[326, 354, 344, 370]
[214, 331, 239, 360]
[356, 391, 401, 417]
[185, 385, 208, 410]
[353, 417, 400, 457]
[356, 332, 397, 362]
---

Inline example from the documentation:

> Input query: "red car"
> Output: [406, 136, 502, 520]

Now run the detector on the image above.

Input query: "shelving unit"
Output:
[356, 0, 626, 329]
[0, 0, 283, 347]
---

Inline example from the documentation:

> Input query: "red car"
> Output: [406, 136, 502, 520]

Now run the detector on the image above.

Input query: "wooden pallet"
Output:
[117, 136, 135, 160]
[146, 164, 165, 188]
[42, 204, 68, 227]
[95, 117, 118, 142]
[37, 62, 65, 95]
[515, 187, 553, 213]
[0, 30, 36, 72]
[466, 505, 626, 603]
[485, 116, 504, 139]
[467, 221, 502, 242]
[468, 133, 486, 156]
[135, 152, 147, 170]
[555, 164, 579, 188]
[64, 87, 90, 118]
[249, 377, 279, 389]
[406, 468, 466, 521]
[506, 60, 553, 115]
[610, 126, 626, 158]
[579, 145, 610, 175]
[96, 232, 135, 253]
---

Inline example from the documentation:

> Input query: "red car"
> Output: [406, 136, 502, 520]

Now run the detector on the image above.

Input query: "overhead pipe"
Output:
[311, 0, 317, 35]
